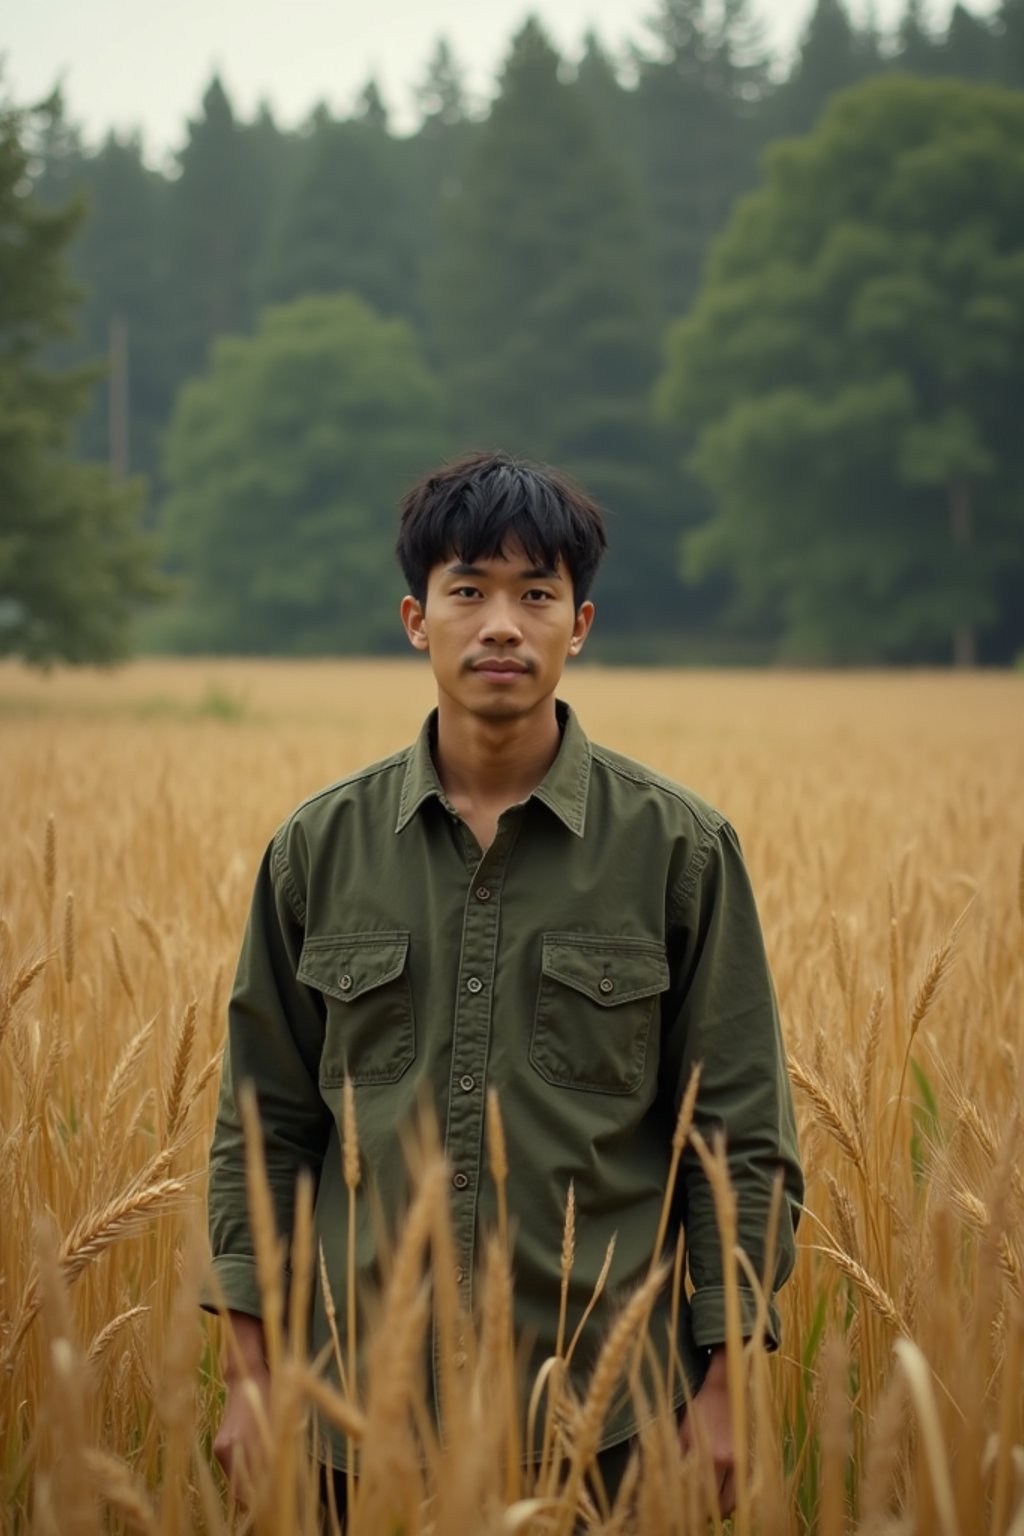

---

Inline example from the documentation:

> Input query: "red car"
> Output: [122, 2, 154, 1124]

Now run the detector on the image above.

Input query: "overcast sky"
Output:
[5, 0, 942, 161]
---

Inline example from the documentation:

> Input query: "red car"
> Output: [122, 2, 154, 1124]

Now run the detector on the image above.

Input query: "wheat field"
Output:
[1, 658, 1022, 1535]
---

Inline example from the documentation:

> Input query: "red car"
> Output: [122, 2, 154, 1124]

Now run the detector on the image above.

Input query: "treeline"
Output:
[26, 0, 1024, 662]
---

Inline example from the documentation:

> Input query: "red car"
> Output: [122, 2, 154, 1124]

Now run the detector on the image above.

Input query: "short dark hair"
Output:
[396, 451, 608, 609]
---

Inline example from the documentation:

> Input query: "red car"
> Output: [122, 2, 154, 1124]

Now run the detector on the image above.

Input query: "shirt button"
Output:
[452, 1171, 469, 1191]
[599, 977, 615, 994]
[475, 886, 491, 902]
[466, 976, 483, 994]
[339, 974, 353, 992]
[459, 1074, 475, 1093]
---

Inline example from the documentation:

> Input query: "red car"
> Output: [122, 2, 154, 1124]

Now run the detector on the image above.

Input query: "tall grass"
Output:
[1, 659, 1022, 1533]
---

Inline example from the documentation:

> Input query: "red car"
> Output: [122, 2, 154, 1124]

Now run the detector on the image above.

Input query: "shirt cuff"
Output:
[689, 1285, 782, 1351]
[200, 1254, 264, 1318]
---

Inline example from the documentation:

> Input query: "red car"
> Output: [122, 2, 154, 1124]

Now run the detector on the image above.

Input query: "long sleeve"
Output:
[664, 819, 803, 1351]
[205, 831, 332, 1317]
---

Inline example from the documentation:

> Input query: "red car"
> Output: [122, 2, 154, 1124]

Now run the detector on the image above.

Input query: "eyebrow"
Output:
[445, 562, 562, 581]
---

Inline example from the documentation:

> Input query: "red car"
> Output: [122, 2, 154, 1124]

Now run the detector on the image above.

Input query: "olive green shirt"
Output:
[207, 702, 802, 1466]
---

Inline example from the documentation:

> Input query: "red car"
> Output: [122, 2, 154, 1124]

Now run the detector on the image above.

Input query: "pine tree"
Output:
[431, 19, 683, 633]
[66, 133, 170, 488]
[942, 4, 997, 80]
[258, 103, 420, 323]
[993, 0, 1024, 84]
[414, 38, 470, 128]
[573, 30, 634, 155]
[0, 95, 158, 663]
[164, 76, 268, 382]
[772, 0, 882, 134]
[894, 0, 940, 74]
[630, 0, 770, 319]
[408, 40, 475, 331]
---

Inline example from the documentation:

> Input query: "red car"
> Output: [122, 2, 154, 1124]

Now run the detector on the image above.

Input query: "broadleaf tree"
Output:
[657, 75, 1024, 664]
[157, 293, 447, 654]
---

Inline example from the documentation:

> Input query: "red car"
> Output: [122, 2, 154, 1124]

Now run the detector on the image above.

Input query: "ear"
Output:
[567, 600, 595, 658]
[400, 595, 430, 652]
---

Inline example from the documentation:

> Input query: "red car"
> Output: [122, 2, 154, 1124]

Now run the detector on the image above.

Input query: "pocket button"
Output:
[599, 977, 615, 994]
[339, 974, 353, 992]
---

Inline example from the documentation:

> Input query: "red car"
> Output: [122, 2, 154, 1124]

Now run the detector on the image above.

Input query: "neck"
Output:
[433, 696, 562, 810]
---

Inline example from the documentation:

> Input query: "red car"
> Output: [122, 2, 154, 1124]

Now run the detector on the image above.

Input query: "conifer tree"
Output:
[942, 4, 997, 80]
[631, 0, 769, 318]
[993, 0, 1024, 84]
[772, 0, 881, 134]
[258, 104, 420, 323]
[0, 95, 158, 663]
[164, 76, 268, 382]
[894, 0, 940, 74]
[67, 133, 170, 486]
[431, 19, 683, 633]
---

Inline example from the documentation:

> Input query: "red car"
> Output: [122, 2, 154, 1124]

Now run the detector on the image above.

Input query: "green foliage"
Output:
[157, 293, 446, 654]
[259, 108, 420, 324]
[19, 15, 1024, 664]
[769, 0, 882, 136]
[431, 19, 685, 632]
[630, 0, 771, 319]
[164, 77, 275, 385]
[658, 75, 1024, 663]
[0, 94, 159, 666]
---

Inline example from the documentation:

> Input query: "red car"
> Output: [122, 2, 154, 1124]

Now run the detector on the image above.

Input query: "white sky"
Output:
[3, 0, 964, 162]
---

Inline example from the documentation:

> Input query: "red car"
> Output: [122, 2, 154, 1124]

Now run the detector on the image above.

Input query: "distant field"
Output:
[1, 660, 1021, 1534]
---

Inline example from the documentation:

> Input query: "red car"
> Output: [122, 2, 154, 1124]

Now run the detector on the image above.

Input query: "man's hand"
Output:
[679, 1346, 736, 1517]
[213, 1312, 271, 1501]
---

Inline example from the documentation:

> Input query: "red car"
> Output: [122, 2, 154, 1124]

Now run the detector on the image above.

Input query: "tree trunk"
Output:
[949, 480, 975, 668]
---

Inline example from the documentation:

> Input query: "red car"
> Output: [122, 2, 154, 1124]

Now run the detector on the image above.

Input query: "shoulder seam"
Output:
[285, 747, 411, 819]
[271, 826, 306, 925]
[589, 745, 725, 838]
[667, 824, 718, 920]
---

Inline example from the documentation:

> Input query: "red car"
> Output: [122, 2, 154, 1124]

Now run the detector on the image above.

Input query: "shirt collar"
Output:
[395, 699, 591, 837]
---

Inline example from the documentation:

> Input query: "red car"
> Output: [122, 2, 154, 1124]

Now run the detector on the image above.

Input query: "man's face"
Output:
[400, 539, 594, 722]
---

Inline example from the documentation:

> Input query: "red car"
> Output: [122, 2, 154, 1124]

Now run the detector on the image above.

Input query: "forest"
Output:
[5, 0, 1024, 665]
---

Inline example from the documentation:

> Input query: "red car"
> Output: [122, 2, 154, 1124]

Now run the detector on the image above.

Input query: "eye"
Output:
[451, 585, 481, 599]
[523, 588, 554, 602]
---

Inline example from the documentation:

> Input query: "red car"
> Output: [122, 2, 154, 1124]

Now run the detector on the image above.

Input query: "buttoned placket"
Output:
[432, 804, 522, 1427]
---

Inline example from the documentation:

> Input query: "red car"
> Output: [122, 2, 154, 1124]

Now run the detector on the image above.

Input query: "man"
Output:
[207, 450, 803, 1516]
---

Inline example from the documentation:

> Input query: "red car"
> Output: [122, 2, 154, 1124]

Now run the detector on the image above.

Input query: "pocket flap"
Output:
[541, 934, 669, 1008]
[297, 931, 410, 1003]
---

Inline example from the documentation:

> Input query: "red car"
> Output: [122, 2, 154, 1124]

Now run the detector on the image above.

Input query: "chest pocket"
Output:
[297, 931, 415, 1086]
[530, 933, 670, 1094]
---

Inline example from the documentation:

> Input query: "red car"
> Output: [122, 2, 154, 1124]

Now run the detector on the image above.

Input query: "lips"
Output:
[471, 658, 528, 674]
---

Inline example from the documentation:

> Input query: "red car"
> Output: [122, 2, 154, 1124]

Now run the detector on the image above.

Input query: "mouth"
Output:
[470, 659, 529, 679]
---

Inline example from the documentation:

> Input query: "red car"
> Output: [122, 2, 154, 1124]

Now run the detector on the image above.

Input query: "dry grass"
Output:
[1, 658, 1023, 1534]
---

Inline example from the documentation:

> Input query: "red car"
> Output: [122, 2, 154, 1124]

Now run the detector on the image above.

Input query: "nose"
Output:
[478, 594, 523, 645]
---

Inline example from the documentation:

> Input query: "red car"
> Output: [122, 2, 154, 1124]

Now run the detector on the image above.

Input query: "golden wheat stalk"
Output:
[163, 997, 197, 1142]
[648, 1063, 701, 1279]
[789, 1054, 863, 1170]
[555, 1262, 668, 1536]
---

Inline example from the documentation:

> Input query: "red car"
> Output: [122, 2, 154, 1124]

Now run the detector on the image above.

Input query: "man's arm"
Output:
[207, 832, 333, 1317]
[664, 819, 803, 1512]
[665, 817, 803, 1350]
[206, 833, 333, 1489]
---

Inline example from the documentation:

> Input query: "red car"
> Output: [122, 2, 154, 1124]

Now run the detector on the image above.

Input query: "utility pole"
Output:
[109, 316, 129, 480]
